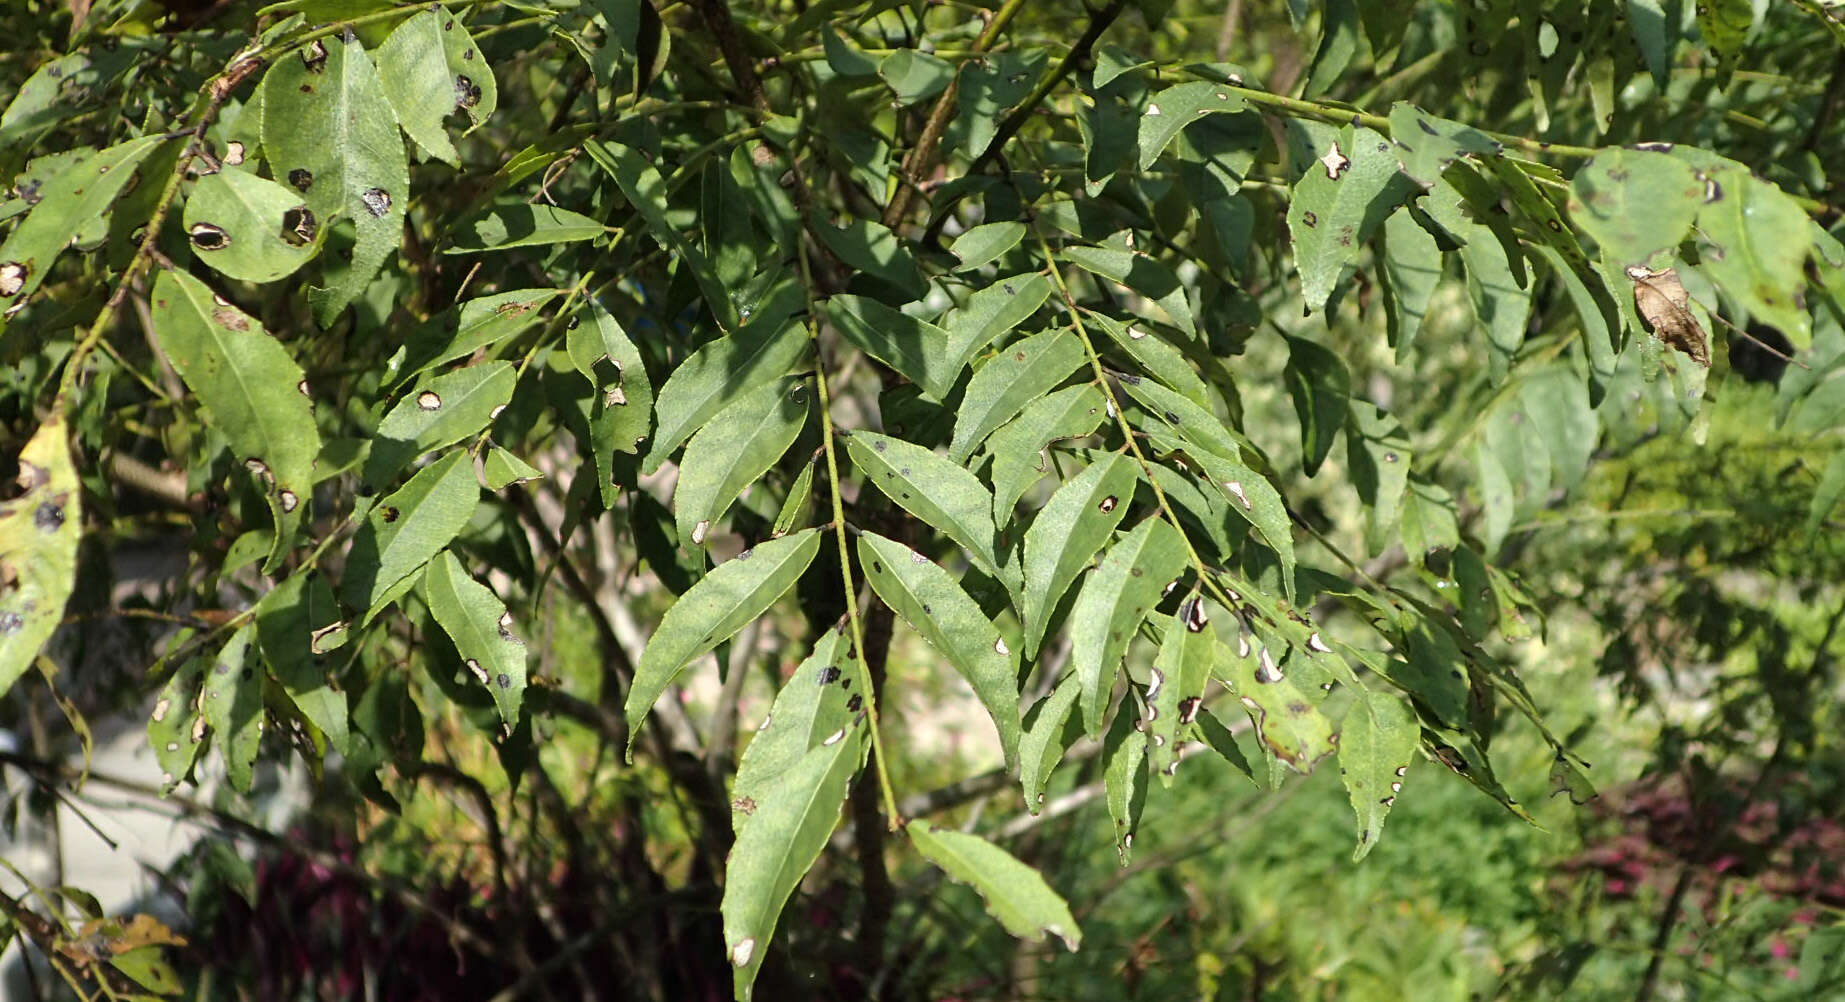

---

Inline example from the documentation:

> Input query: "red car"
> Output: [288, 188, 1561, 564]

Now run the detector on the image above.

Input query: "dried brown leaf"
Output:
[1626, 265, 1710, 367]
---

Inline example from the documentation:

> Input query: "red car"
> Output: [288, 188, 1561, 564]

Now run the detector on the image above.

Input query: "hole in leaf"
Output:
[188, 223, 230, 251]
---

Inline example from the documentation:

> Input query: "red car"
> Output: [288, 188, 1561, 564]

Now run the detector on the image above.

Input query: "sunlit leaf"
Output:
[733, 627, 851, 834]
[422, 550, 527, 730]
[375, 8, 497, 166]
[151, 270, 319, 572]
[340, 449, 481, 617]
[1286, 125, 1413, 313]
[846, 431, 1012, 588]
[722, 725, 861, 1001]
[181, 169, 318, 282]
[1138, 81, 1248, 169]
[261, 31, 409, 324]
[860, 531, 1020, 768]
[1020, 452, 1138, 658]
[908, 821, 1080, 950]
[0, 416, 82, 699]
[950, 328, 1087, 463]
[623, 529, 821, 751]
[675, 376, 807, 547]
[364, 362, 516, 486]
[1068, 518, 1188, 736]
[201, 626, 262, 793]
[1339, 690, 1418, 860]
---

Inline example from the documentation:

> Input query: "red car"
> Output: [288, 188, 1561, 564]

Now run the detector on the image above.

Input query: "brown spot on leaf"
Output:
[1627, 265, 1710, 367]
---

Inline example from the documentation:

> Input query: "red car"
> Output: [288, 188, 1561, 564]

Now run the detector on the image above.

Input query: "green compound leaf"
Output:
[859, 531, 1021, 769]
[1146, 606, 1213, 785]
[341, 449, 481, 618]
[950, 328, 1087, 463]
[1102, 701, 1149, 864]
[623, 529, 821, 752]
[722, 725, 861, 1002]
[1062, 244, 1196, 337]
[1339, 689, 1418, 860]
[732, 627, 852, 835]
[1020, 452, 1138, 659]
[0, 134, 166, 331]
[942, 274, 1055, 380]
[1283, 335, 1350, 477]
[908, 820, 1081, 950]
[846, 431, 1011, 589]
[1287, 125, 1413, 314]
[1068, 518, 1189, 736]
[181, 169, 318, 283]
[148, 653, 208, 792]
[675, 376, 807, 547]
[375, 8, 497, 166]
[261, 31, 409, 324]
[422, 550, 527, 730]
[1138, 81, 1249, 169]
[151, 270, 320, 572]
[0, 416, 82, 699]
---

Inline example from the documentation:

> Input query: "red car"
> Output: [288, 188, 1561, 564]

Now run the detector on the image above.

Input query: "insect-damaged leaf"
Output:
[1019, 671, 1083, 811]
[987, 384, 1107, 527]
[733, 627, 852, 835]
[0, 134, 166, 330]
[859, 531, 1021, 769]
[624, 529, 821, 753]
[0, 416, 82, 699]
[254, 572, 352, 755]
[1102, 699, 1149, 864]
[182, 169, 318, 283]
[846, 431, 1012, 589]
[675, 376, 807, 547]
[151, 270, 319, 572]
[1339, 689, 1417, 860]
[908, 820, 1081, 950]
[148, 653, 208, 792]
[1138, 81, 1249, 169]
[341, 450, 481, 618]
[1147, 607, 1213, 785]
[261, 30, 409, 324]
[364, 362, 516, 486]
[394, 289, 560, 386]
[950, 328, 1087, 463]
[1286, 126, 1414, 313]
[1069, 518, 1189, 737]
[1216, 634, 1336, 774]
[1695, 169, 1813, 350]
[1386, 102, 1499, 189]
[375, 8, 498, 167]
[722, 725, 861, 1002]
[201, 626, 262, 793]
[569, 299, 654, 503]
[1021, 452, 1138, 659]
[1346, 402, 1411, 557]
[1566, 149, 1702, 269]
[422, 550, 527, 730]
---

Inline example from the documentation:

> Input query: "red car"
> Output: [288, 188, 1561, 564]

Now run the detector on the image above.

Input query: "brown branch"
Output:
[881, 0, 1029, 228]
[920, 0, 1134, 247]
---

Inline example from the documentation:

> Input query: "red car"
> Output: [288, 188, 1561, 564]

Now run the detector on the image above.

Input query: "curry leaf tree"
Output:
[0, 0, 1841, 997]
